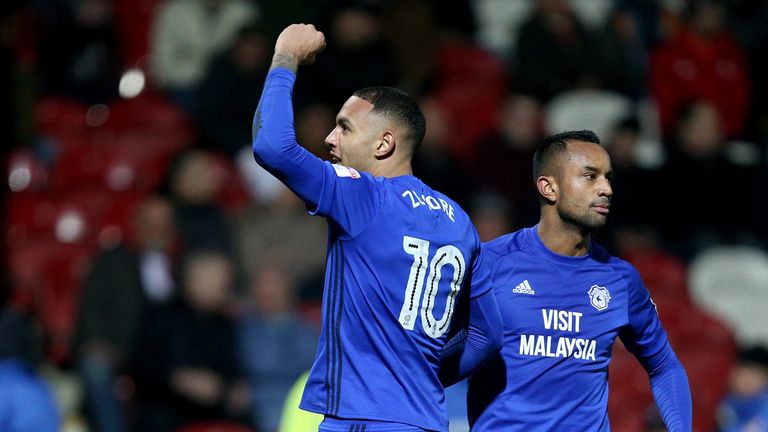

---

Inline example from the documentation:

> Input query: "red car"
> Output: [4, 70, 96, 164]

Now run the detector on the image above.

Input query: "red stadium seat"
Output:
[104, 91, 192, 137]
[98, 95, 194, 191]
[608, 305, 735, 432]
[6, 193, 58, 249]
[58, 188, 152, 251]
[673, 307, 736, 432]
[609, 340, 654, 432]
[6, 186, 131, 250]
[7, 239, 97, 363]
[620, 247, 691, 309]
[35, 96, 90, 137]
[8, 239, 60, 309]
[105, 131, 183, 193]
[431, 39, 508, 162]
[49, 140, 109, 192]
[209, 153, 250, 215]
[37, 243, 96, 363]
[98, 192, 143, 248]
[40, 127, 94, 165]
[609, 411, 645, 432]
[48, 127, 185, 195]
[113, 0, 163, 68]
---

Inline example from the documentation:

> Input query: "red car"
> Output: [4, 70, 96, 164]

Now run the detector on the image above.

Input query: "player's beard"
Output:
[557, 201, 608, 233]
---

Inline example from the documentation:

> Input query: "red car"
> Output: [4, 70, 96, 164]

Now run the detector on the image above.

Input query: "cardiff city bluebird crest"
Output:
[588, 285, 611, 311]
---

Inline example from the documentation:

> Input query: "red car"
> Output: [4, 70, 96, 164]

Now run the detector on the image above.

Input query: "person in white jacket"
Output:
[149, 0, 257, 113]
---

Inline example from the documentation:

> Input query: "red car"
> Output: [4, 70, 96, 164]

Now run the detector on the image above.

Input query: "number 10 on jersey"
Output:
[399, 236, 466, 339]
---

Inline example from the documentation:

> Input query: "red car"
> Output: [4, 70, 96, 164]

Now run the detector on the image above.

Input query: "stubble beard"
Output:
[557, 204, 607, 234]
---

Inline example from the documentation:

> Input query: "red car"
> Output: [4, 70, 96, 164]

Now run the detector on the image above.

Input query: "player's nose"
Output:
[325, 128, 338, 147]
[598, 178, 613, 198]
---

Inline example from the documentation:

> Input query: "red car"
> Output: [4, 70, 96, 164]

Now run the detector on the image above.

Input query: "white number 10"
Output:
[399, 235, 466, 338]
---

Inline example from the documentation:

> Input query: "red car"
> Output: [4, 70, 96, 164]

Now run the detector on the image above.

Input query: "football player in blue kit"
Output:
[466, 130, 692, 431]
[252, 24, 502, 432]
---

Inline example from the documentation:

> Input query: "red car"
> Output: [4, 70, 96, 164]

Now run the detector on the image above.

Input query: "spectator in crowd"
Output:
[658, 101, 755, 256]
[297, 4, 398, 108]
[255, 0, 328, 42]
[235, 100, 334, 207]
[420, 6, 509, 162]
[33, 0, 122, 104]
[472, 94, 544, 227]
[600, 117, 662, 250]
[132, 251, 249, 432]
[650, 0, 750, 138]
[0, 280, 59, 432]
[411, 98, 473, 206]
[149, 0, 258, 114]
[235, 99, 332, 303]
[72, 195, 177, 432]
[234, 186, 327, 301]
[379, 0, 440, 95]
[592, 5, 651, 99]
[166, 148, 235, 255]
[198, 23, 272, 159]
[2, 3, 29, 149]
[430, 0, 477, 39]
[292, 101, 337, 159]
[467, 192, 514, 243]
[718, 346, 768, 431]
[238, 262, 318, 432]
[513, 0, 597, 102]
[729, 2, 768, 144]
[471, 0, 533, 60]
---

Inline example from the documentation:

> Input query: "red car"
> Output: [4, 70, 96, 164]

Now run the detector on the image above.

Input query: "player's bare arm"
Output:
[271, 23, 326, 73]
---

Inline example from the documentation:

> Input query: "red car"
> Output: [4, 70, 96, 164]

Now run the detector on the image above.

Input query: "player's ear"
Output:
[375, 131, 396, 159]
[537, 175, 558, 203]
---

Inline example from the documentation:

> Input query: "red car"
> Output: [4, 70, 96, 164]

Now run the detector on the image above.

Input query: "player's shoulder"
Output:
[591, 244, 643, 281]
[328, 163, 384, 195]
[388, 175, 473, 222]
[331, 163, 372, 182]
[482, 227, 535, 258]
[407, 176, 461, 206]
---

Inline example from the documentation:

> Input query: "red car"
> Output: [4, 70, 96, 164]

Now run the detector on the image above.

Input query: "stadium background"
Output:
[1, 0, 768, 431]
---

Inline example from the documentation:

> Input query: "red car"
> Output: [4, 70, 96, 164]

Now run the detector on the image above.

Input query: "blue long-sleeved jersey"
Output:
[253, 67, 501, 431]
[468, 226, 691, 431]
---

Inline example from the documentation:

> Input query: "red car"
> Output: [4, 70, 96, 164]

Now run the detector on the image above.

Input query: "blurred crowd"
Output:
[2, 0, 768, 431]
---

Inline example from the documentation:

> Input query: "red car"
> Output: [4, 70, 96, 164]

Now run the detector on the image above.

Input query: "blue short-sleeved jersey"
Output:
[468, 226, 671, 431]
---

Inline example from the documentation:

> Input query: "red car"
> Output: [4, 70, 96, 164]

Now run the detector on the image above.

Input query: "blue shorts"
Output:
[319, 416, 432, 432]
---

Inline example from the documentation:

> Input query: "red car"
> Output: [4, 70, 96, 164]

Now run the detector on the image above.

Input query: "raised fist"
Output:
[275, 23, 326, 65]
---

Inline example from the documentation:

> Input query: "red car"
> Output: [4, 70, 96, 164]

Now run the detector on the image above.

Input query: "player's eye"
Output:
[584, 173, 596, 180]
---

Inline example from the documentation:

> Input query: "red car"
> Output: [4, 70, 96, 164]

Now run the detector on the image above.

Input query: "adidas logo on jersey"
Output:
[513, 280, 535, 295]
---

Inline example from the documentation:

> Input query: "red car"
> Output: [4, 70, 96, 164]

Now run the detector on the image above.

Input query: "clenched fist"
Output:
[274, 23, 326, 66]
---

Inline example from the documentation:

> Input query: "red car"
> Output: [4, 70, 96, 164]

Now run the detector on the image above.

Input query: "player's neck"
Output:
[536, 217, 592, 257]
[370, 160, 413, 178]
